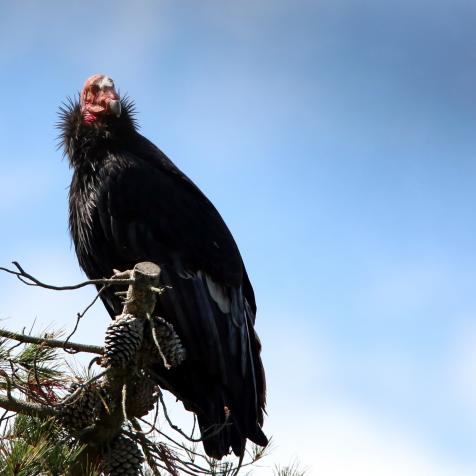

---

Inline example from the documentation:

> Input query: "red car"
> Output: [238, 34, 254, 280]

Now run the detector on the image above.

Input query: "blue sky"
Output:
[1, 1, 476, 474]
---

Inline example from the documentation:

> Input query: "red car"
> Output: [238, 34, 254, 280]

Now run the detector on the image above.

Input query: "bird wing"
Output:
[91, 150, 266, 456]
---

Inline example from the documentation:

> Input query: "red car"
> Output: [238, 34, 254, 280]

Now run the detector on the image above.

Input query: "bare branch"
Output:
[58, 370, 108, 407]
[157, 388, 231, 444]
[148, 313, 171, 370]
[0, 329, 103, 355]
[0, 370, 58, 418]
[0, 260, 274, 475]
[130, 418, 163, 476]
[0, 261, 133, 291]
[63, 284, 107, 353]
[0, 393, 58, 418]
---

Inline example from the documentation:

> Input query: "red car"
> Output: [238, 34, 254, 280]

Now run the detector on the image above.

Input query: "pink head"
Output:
[80, 74, 121, 123]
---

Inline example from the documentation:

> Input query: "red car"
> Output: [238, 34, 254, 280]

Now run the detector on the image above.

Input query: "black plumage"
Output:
[59, 76, 267, 459]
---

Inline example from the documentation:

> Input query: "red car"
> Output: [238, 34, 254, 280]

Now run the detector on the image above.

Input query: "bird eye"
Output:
[91, 84, 100, 94]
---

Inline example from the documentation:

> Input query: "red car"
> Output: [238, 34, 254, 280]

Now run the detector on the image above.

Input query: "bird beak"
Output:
[108, 99, 122, 118]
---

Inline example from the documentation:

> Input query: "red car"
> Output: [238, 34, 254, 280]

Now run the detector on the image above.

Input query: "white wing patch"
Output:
[204, 273, 231, 313]
[178, 269, 231, 313]
[190, 271, 230, 313]
[178, 270, 196, 279]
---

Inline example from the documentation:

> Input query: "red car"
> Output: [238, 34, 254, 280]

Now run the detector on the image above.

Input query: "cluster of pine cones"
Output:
[58, 381, 106, 431]
[56, 312, 185, 475]
[103, 313, 186, 369]
[102, 433, 144, 476]
[103, 313, 144, 368]
[144, 316, 187, 368]
[58, 380, 151, 475]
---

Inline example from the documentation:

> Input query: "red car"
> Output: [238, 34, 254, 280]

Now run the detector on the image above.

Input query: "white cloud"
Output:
[448, 320, 476, 419]
[357, 259, 451, 322]
[253, 310, 476, 475]
[1, 254, 474, 476]
[255, 397, 475, 476]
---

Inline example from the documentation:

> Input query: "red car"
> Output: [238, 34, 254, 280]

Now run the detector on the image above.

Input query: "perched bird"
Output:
[59, 74, 267, 459]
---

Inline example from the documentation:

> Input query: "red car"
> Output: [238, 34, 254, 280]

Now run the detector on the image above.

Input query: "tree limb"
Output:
[0, 394, 58, 418]
[0, 261, 133, 291]
[0, 329, 103, 355]
[0, 260, 269, 475]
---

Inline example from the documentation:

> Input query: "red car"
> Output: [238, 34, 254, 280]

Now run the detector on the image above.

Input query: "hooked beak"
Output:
[108, 99, 122, 118]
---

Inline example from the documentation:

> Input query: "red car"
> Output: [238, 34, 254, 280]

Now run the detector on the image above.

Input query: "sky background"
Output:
[1, 0, 476, 474]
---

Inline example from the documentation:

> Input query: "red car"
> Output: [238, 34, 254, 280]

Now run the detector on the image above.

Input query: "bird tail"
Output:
[195, 390, 268, 459]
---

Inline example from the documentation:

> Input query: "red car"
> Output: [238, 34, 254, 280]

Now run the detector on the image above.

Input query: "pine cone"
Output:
[104, 314, 144, 368]
[58, 382, 105, 431]
[147, 316, 186, 368]
[103, 433, 144, 476]
[126, 374, 158, 418]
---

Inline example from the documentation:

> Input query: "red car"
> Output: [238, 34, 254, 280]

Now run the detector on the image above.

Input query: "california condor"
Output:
[59, 74, 267, 459]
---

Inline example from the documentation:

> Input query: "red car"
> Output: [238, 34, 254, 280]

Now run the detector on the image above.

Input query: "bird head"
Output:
[80, 74, 121, 123]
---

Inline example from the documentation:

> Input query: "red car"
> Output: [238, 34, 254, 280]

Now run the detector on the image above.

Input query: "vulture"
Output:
[59, 74, 267, 459]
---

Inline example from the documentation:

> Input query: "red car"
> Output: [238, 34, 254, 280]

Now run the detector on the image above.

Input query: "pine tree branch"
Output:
[0, 394, 58, 418]
[0, 260, 276, 475]
[0, 370, 58, 418]
[0, 329, 103, 355]
[0, 261, 134, 291]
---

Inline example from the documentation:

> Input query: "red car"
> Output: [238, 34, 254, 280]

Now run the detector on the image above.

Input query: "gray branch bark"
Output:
[0, 329, 103, 355]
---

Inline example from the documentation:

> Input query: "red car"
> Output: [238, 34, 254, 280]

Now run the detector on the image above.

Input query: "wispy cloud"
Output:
[261, 396, 475, 476]
[448, 320, 476, 419]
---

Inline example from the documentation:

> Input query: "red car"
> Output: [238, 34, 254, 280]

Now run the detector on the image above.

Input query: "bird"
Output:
[59, 74, 267, 459]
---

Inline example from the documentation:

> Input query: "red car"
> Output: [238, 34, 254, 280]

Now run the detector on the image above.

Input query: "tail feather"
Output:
[148, 267, 267, 459]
